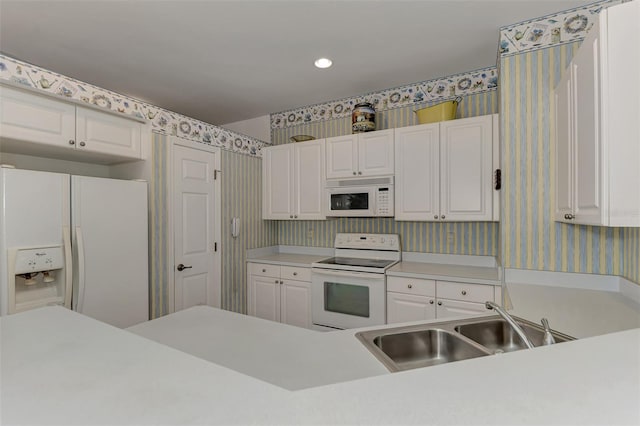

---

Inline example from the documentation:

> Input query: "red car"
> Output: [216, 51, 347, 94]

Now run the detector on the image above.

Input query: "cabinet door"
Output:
[294, 139, 325, 219]
[572, 25, 603, 225]
[0, 86, 75, 148]
[262, 144, 294, 219]
[326, 135, 358, 178]
[387, 292, 435, 324]
[554, 69, 574, 222]
[394, 124, 440, 221]
[250, 275, 281, 322]
[358, 129, 395, 177]
[440, 116, 493, 221]
[436, 298, 489, 319]
[75, 106, 141, 159]
[281, 279, 311, 328]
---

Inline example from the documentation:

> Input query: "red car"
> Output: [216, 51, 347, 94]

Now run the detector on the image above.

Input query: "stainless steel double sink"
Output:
[355, 315, 574, 372]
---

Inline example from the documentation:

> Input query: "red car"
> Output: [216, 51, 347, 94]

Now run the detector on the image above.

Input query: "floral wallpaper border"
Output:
[498, 0, 623, 56]
[270, 67, 498, 129]
[0, 55, 268, 156]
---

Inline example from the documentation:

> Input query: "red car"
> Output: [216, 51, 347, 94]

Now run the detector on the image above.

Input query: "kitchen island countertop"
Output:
[2, 305, 639, 425]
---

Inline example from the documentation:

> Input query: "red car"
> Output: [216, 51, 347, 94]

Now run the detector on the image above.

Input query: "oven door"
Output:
[311, 268, 386, 329]
[326, 186, 375, 217]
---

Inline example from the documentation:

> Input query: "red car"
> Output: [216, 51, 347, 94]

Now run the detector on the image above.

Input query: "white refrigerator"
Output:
[0, 167, 149, 328]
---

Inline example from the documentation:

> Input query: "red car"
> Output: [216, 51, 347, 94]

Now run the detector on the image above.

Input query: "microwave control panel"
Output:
[375, 187, 393, 216]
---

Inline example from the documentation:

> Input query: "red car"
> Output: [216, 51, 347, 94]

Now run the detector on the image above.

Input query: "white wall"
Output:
[222, 115, 270, 143]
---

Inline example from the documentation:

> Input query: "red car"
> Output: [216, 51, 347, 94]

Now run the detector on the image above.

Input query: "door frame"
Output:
[167, 136, 221, 313]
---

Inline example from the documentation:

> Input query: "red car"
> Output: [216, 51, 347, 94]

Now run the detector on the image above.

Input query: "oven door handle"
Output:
[311, 268, 384, 280]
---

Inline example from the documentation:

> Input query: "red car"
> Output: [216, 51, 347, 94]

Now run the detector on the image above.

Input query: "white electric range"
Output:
[311, 233, 401, 330]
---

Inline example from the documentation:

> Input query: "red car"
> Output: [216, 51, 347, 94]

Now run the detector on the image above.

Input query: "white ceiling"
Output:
[0, 0, 593, 126]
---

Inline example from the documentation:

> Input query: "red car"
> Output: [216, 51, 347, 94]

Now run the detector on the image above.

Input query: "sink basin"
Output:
[372, 329, 489, 371]
[455, 319, 573, 353]
[356, 314, 575, 372]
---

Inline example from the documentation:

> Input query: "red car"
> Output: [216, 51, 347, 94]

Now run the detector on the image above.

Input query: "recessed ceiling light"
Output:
[314, 58, 333, 69]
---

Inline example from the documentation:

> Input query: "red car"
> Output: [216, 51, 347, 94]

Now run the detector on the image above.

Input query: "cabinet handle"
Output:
[290, 215, 294, 219]
[564, 213, 575, 220]
[293, 272, 298, 276]
[434, 215, 438, 219]
[437, 301, 442, 306]
[262, 269, 266, 273]
[358, 171, 362, 175]
[461, 290, 467, 296]
[79, 141, 86, 147]
[407, 284, 412, 289]
[68, 139, 75, 145]
[353, 172, 357, 175]
[441, 215, 445, 220]
[429, 300, 434, 305]
[294, 215, 298, 219]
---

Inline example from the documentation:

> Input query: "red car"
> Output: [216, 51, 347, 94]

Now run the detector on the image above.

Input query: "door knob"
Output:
[177, 264, 192, 271]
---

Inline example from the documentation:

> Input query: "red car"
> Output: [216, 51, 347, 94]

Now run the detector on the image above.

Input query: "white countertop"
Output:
[246, 252, 329, 267]
[2, 306, 639, 425]
[128, 306, 388, 390]
[388, 260, 501, 285]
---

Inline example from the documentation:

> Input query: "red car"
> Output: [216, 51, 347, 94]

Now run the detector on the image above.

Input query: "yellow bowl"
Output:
[415, 98, 461, 124]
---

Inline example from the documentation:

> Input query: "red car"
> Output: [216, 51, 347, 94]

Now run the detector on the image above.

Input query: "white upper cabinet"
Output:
[554, 0, 640, 226]
[395, 114, 498, 222]
[262, 139, 325, 220]
[326, 129, 394, 178]
[0, 85, 144, 163]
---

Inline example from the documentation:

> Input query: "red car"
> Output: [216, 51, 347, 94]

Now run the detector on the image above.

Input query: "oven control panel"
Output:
[334, 233, 400, 251]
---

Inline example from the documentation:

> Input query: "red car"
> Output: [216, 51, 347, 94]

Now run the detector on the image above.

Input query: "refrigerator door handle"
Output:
[63, 226, 73, 309]
[75, 226, 87, 312]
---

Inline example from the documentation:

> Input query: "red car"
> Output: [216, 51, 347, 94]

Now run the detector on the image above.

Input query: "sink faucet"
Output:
[485, 301, 535, 349]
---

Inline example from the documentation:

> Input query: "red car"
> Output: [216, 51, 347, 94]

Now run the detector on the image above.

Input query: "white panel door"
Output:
[75, 106, 141, 159]
[387, 292, 435, 324]
[555, 70, 574, 222]
[440, 116, 493, 221]
[281, 279, 311, 328]
[294, 139, 325, 220]
[326, 134, 358, 178]
[572, 27, 603, 225]
[251, 275, 281, 322]
[358, 129, 395, 177]
[262, 144, 294, 219]
[394, 124, 440, 221]
[173, 144, 217, 311]
[71, 176, 148, 328]
[0, 86, 75, 147]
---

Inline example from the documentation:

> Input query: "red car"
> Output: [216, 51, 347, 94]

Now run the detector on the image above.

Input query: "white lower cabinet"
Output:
[247, 262, 311, 329]
[386, 276, 499, 324]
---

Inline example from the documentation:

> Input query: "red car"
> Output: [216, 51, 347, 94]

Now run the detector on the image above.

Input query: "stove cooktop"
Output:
[314, 257, 398, 269]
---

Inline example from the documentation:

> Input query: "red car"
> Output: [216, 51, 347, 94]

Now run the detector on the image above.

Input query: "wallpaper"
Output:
[499, 42, 630, 278]
[271, 67, 497, 130]
[272, 91, 500, 257]
[150, 133, 169, 318]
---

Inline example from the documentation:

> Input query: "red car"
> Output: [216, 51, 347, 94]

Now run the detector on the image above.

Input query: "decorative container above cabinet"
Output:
[554, 0, 640, 227]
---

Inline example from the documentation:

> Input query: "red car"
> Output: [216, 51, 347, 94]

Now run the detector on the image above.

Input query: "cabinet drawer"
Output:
[249, 263, 280, 278]
[436, 281, 494, 303]
[281, 266, 311, 282]
[387, 276, 435, 296]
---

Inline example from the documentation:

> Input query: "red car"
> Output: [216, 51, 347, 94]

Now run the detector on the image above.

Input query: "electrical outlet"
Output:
[307, 229, 314, 239]
[447, 231, 455, 244]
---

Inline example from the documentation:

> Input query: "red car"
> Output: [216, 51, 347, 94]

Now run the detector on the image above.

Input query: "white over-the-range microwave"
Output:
[325, 176, 394, 217]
